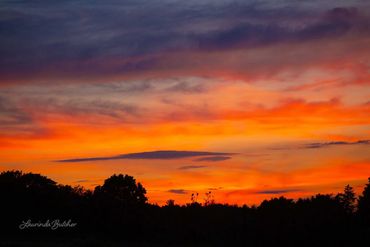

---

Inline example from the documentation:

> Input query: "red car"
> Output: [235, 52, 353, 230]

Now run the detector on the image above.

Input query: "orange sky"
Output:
[0, 0, 370, 205]
[1, 77, 369, 205]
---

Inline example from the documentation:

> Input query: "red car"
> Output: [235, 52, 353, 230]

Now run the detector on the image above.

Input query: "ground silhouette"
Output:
[0, 170, 369, 246]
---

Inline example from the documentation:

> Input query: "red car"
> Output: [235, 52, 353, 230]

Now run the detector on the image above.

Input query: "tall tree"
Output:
[357, 178, 370, 223]
[336, 184, 356, 214]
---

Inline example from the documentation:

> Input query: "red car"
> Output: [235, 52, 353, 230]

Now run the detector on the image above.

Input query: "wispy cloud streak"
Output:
[304, 140, 370, 149]
[193, 156, 231, 162]
[56, 150, 233, 163]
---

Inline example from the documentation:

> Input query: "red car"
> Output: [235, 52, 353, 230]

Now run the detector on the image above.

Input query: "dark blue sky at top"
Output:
[0, 0, 369, 83]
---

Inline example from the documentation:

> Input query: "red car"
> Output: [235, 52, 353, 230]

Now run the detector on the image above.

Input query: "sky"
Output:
[0, 0, 369, 205]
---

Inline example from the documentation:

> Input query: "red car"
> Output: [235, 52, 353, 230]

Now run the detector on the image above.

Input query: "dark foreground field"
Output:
[1, 170, 370, 246]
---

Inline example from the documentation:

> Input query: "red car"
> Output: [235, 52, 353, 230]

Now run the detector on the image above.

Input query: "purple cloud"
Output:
[168, 189, 187, 195]
[193, 156, 231, 162]
[56, 150, 233, 163]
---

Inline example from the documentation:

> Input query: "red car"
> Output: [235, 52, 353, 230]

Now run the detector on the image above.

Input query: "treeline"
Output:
[1, 170, 370, 246]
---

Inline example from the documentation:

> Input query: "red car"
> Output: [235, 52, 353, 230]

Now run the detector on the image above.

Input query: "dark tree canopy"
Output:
[0, 170, 56, 188]
[94, 174, 147, 206]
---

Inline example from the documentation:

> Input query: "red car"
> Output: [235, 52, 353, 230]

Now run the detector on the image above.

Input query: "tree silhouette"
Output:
[0, 170, 87, 232]
[357, 178, 370, 224]
[1, 170, 369, 246]
[336, 184, 356, 214]
[0, 170, 56, 190]
[91, 174, 148, 235]
[93, 174, 147, 207]
[0, 170, 58, 207]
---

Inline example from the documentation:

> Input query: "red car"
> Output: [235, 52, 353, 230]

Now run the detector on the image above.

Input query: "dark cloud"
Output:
[168, 189, 187, 195]
[56, 150, 233, 163]
[0, 1, 369, 83]
[196, 6, 361, 51]
[178, 165, 208, 170]
[270, 139, 370, 150]
[194, 156, 231, 162]
[304, 140, 370, 149]
[75, 179, 89, 183]
[255, 189, 301, 194]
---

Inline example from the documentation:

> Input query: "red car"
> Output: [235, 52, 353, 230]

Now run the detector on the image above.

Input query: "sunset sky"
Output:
[0, 0, 369, 205]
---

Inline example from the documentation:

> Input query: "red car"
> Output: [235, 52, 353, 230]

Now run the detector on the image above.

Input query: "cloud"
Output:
[0, 78, 213, 128]
[178, 165, 208, 170]
[164, 81, 206, 93]
[0, 96, 32, 126]
[56, 150, 233, 163]
[75, 179, 89, 183]
[193, 156, 231, 162]
[22, 97, 142, 123]
[168, 189, 187, 195]
[255, 189, 301, 195]
[195, 7, 359, 52]
[270, 139, 370, 151]
[1, 1, 369, 83]
[304, 140, 370, 149]
[0, 96, 43, 136]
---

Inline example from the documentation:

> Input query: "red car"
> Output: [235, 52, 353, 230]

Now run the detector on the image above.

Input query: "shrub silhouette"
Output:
[165, 199, 176, 207]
